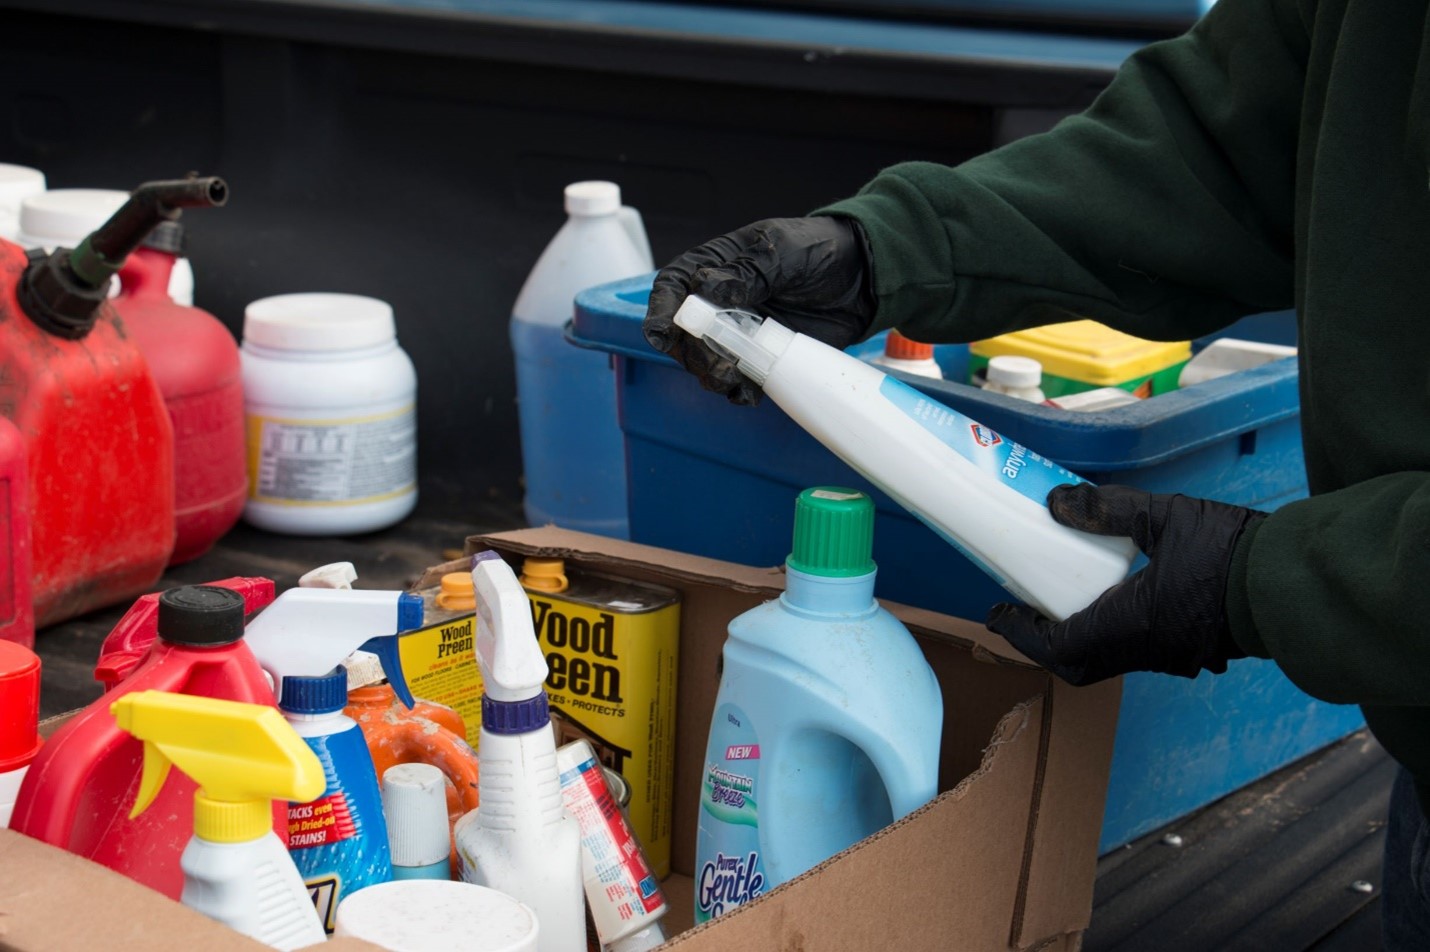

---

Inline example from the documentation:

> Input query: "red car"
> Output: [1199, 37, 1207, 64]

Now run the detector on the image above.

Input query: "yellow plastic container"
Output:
[969, 321, 1191, 399]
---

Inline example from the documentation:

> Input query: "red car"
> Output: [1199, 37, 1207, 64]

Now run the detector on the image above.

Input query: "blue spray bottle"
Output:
[694, 487, 944, 924]
[242, 586, 424, 933]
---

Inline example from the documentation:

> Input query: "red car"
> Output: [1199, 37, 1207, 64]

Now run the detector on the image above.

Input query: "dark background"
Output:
[0, 1, 1112, 520]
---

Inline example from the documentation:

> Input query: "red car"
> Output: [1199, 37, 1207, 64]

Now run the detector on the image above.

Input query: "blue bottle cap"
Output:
[481, 693, 550, 735]
[279, 665, 347, 715]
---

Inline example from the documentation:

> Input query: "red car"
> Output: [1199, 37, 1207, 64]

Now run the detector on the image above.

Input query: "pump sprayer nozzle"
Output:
[672, 295, 794, 387]
[18, 174, 229, 340]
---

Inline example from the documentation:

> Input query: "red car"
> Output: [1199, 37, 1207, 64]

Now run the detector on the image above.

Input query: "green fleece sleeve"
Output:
[1224, 472, 1430, 706]
[819, 0, 1311, 343]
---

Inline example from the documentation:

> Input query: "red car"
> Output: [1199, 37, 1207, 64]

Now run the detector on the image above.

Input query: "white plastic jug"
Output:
[510, 181, 653, 538]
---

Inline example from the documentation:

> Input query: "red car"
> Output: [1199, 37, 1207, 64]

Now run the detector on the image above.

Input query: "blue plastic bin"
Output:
[571, 275, 1365, 851]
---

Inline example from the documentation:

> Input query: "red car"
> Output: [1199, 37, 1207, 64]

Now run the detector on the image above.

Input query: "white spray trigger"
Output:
[471, 551, 548, 704]
[244, 587, 423, 708]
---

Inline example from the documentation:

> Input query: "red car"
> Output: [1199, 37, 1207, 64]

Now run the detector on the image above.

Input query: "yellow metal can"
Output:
[522, 559, 681, 879]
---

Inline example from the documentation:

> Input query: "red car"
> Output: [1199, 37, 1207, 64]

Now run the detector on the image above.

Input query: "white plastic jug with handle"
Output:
[510, 181, 653, 539]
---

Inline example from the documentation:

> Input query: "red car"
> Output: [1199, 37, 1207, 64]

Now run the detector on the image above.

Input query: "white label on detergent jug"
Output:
[878, 376, 1085, 501]
[695, 702, 766, 925]
[248, 405, 417, 506]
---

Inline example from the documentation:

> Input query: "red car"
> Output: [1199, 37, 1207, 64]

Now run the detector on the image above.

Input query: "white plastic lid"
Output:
[381, 763, 451, 868]
[243, 293, 397, 352]
[19, 188, 126, 244]
[0, 165, 45, 207]
[988, 355, 1043, 390]
[335, 880, 539, 952]
[564, 180, 621, 217]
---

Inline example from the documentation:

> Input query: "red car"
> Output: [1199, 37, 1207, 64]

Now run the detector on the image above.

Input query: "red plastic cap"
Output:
[885, 330, 935, 361]
[0, 640, 42, 772]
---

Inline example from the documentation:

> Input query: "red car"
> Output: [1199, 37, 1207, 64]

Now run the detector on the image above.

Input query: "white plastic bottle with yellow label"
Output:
[240, 292, 417, 536]
[111, 690, 328, 950]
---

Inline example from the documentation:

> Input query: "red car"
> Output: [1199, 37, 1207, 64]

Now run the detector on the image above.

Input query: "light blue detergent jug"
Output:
[694, 487, 943, 924]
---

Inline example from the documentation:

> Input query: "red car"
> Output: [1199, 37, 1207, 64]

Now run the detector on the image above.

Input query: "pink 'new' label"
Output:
[725, 745, 760, 760]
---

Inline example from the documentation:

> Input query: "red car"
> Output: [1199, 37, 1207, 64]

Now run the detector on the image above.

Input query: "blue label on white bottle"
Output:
[287, 726, 392, 933]
[695, 702, 766, 924]
[877, 375, 1087, 502]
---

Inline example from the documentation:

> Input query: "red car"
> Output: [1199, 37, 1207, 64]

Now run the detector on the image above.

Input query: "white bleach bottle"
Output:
[510, 181, 653, 539]
[455, 551, 585, 952]
[673, 296, 1137, 622]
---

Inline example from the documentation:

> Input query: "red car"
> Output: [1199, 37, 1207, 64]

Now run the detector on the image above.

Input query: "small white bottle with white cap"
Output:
[869, 329, 943, 380]
[239, 292, 418, 535]
[0, 164, 44, 243]
[981, 355, 1046, 403]
[384, 763, 453, 881]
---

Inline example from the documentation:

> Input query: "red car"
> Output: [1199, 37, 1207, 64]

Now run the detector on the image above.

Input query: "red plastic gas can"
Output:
[0, 237, 174, 627]
[0, 416, 32, 649]
[9, 586, 281, 900]
[115, 241, 246, 565]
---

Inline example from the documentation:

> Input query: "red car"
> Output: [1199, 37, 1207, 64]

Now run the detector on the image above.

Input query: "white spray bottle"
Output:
[674, 296, 1138, 621]
[455, 551, 585, 952]
[112, 690, 327, 950]
[241, 583, 425, 931]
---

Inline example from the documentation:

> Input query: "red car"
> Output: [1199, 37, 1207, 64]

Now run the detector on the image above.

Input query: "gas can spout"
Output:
[17, 174, 228, 340]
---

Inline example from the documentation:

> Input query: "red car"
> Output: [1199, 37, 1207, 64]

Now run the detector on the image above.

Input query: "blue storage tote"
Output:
[571, 275, 1365, 851]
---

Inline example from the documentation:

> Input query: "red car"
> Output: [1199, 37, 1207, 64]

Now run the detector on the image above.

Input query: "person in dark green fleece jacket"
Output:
[642, 0, 1430, 946]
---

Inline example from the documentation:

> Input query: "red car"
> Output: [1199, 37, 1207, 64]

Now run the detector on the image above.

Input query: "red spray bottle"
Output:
[115, 222, 246, 565]
[0, 177, 226, 626]
[8, 585, 280, 900]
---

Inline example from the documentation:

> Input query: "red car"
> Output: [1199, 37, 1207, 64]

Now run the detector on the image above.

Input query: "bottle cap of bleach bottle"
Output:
[455, 551, 586, 952]
[672, 296, 1137, 622]
[241, 585, 424, 931]
[694, 487, 944, 923]
[112, 690, 327, 950]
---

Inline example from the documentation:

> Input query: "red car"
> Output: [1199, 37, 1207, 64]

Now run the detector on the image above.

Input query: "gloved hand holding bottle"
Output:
[642, 216, 878, 406]
[986, 483, 1265, 685]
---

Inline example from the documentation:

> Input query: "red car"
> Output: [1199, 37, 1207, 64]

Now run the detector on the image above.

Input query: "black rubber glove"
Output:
[985, 483, 1265, 686]
[642, 216, 877, 406]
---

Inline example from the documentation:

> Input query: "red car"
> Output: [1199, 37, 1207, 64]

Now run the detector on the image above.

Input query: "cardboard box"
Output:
[470, 527, 1120, 952]
[0, 527, 1118, 951]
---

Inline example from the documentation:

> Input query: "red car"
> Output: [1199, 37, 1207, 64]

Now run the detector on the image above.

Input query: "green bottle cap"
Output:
[787, 487, 876, 578]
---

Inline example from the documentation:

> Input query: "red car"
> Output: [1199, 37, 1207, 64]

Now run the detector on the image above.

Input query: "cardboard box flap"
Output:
[0, 829, 383, 951]
[663, 699, 1046, 950]
[468, 527, 1039, 668]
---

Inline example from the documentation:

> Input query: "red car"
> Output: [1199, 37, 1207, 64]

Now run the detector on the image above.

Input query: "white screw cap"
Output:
[564, 180, 621, 217]
[335, 880, 539, 951]
[988, 355, 1043, 390]
[243, 292, 397, 352]
[382, 763, 452, 869]
[19, 188, 126, 245]
[0, 164, 45, 208]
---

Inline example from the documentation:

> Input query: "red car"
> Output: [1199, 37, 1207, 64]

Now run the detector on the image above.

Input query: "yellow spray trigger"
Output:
[111, 691, 324, 840]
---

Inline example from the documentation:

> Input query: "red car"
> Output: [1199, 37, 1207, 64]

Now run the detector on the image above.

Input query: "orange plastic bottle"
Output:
[344, 682, 479, 869]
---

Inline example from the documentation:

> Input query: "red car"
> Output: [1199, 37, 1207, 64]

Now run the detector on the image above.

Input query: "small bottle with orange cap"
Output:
[870, 329, 943, 380]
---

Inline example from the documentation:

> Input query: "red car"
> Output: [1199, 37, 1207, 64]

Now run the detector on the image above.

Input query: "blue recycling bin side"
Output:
[572, 275, 1365, 852]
